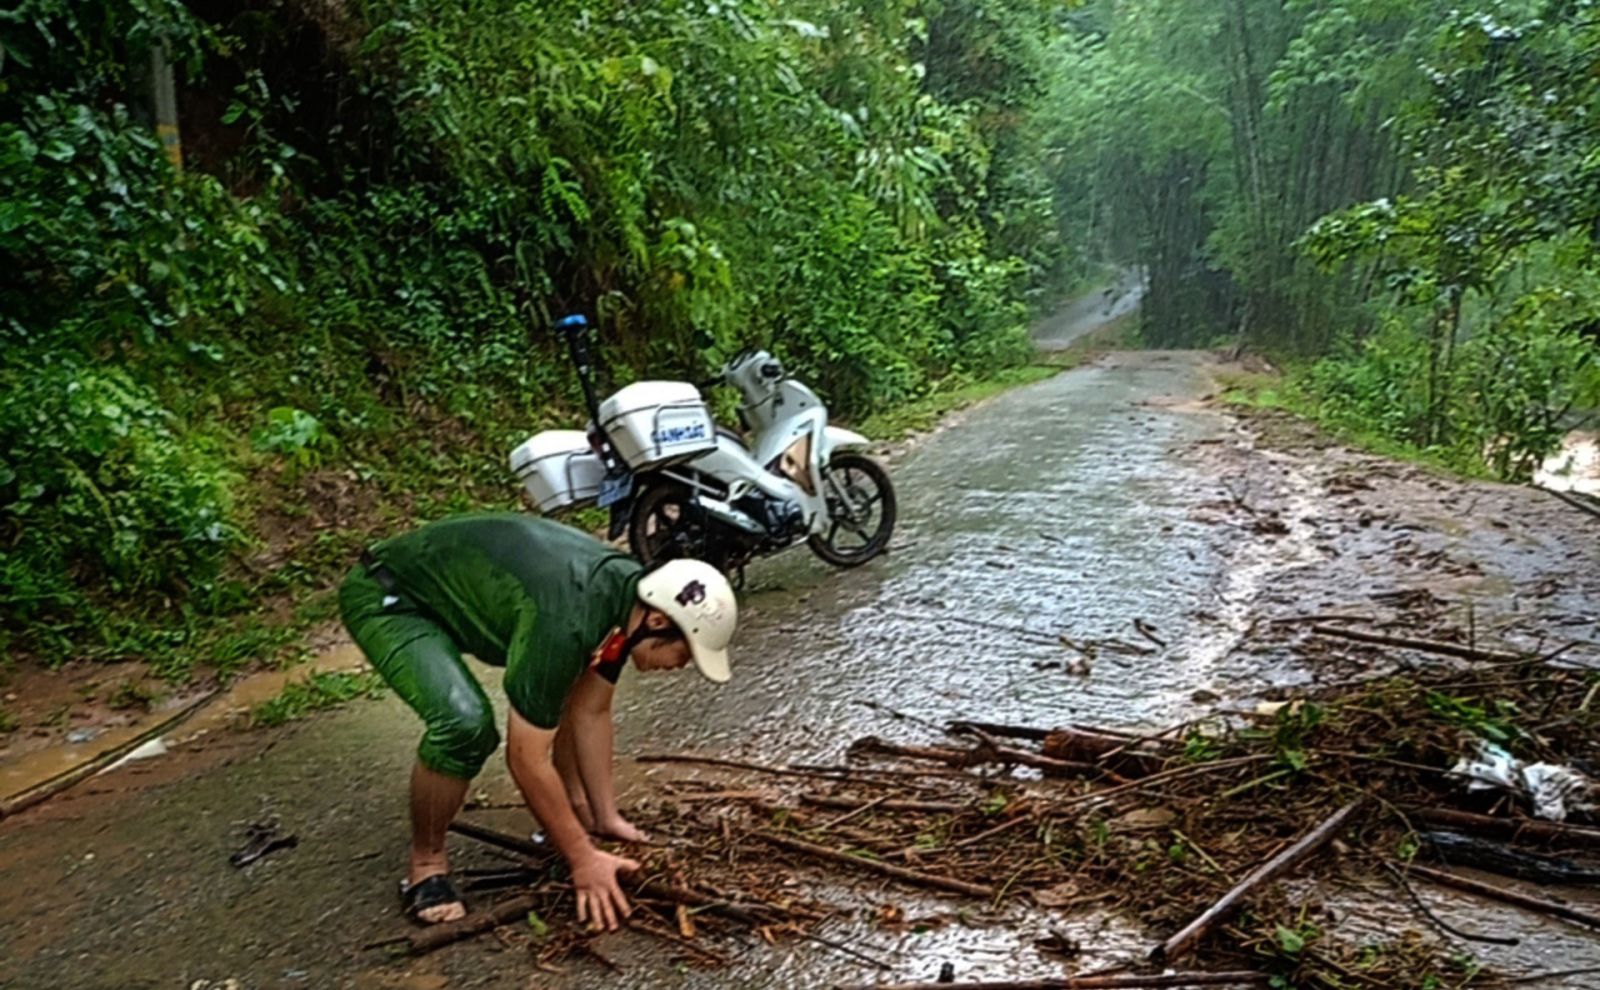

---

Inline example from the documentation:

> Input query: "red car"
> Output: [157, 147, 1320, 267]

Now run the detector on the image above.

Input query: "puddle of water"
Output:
[0, 644, 369, 803]
[1535, 430, 1600, 496]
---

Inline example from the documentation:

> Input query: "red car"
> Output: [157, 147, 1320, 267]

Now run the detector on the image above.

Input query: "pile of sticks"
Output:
[368, 635, 1600, 989]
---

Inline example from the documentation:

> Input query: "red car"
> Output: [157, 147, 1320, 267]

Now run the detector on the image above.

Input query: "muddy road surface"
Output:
[3, 346, 1599, 990]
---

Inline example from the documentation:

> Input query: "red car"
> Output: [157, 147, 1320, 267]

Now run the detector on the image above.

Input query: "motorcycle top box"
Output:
[598, 381, 717, 470]
[509, 430, 606, 512]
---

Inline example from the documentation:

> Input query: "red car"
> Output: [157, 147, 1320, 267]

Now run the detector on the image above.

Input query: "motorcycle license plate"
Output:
[597, 473, 633, 509]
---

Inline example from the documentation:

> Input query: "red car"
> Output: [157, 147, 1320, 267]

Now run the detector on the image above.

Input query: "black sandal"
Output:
[400, 873, 466, 925]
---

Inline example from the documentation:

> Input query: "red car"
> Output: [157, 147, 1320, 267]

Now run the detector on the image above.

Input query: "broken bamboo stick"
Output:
[1405, 807, 1600, 850]
[1152, 800, 1364, 962]
[946, 719, 1053, 741]
[854, 734, 1115, 779]
[1309, 625, 1523, 664]
[851, 736, 978, 767]
[405, 893, 539, 954]
[832, 971, 1271, 990]
[1401, 862, 1600, 929]
[752, 830, 997, 898]
[800, 794, 969, 814]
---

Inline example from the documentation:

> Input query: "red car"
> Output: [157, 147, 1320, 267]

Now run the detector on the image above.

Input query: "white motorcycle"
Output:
[510, 314, 896, 574]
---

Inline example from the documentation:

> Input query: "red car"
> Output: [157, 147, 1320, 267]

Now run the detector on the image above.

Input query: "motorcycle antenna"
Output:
[556, 313, 604, 426]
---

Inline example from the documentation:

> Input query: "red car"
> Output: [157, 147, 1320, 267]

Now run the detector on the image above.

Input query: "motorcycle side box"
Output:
[510, 430, 606, 512]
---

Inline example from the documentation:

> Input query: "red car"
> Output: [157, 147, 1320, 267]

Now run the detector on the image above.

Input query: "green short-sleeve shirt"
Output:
[367, 513, 642, 728]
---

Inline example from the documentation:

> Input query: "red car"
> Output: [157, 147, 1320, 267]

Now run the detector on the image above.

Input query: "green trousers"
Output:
[338, 564, 500, 779]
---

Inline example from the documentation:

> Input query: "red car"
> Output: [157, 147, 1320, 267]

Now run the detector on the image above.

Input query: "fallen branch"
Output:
[1133, 618, 1168, 649]
[1309, 625, 1523, 664]
[1401, 862, 1600, 930]
[795, 929, 894, 970]
[888, 814, 1034, 861]
[1379, 861, 1519, 946]
[1538, 485, 1600, 522]
[947, 719, 1052, 741]
[857, 733, 1120, 781]
[447, 818, 778, 925]
[851, 736, 979, 767]
[800, 794, 969, 814]
[752, 830, 997, 898]
[832, 971, 1271, 990]
[958, 726, 1135, 783]
[1267, 614, 1378, 626]
[626, 916, 728, 965]
[1041, 727, 1168, 777]
[0, 688, 221, 819]
[449, 819, 548, 860]
[1152, 800, 1364, 962]
[404, 893, 539, 954]
[1405, 807, 1600, 850]
[1056, 755, 1273, 810]
[816, 794, 891, 831]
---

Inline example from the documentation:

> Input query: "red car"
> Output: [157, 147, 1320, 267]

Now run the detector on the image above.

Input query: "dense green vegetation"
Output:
[1046, 0, 1599, 474]
[0, 0, 1086, 673]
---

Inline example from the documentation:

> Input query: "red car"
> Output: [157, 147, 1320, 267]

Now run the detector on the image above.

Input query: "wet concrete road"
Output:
[4, 344, 1599, 989]
[611, 350, 1265, 762]
[1032, 269, 1145, 351]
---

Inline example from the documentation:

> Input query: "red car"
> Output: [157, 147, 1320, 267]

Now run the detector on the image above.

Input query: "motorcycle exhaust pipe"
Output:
[696, 495, 767, 536]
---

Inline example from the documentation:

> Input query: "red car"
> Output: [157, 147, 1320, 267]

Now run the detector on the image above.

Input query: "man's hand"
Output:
[594, 812, 650, 843]
[571, 848, 640, 931]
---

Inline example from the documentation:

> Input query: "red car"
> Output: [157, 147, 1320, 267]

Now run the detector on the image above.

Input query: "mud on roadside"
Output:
[1185, 393, 1600, 670]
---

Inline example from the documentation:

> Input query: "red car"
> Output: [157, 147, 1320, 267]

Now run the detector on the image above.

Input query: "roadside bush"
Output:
[1296, 293, 1600, 479]
[1453, 292, 1600, 481]
[1300, 317, 1435, 449]
[0, 360, 237, 605]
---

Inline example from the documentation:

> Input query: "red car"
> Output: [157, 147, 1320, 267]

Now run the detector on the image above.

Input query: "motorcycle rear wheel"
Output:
[628, 481, 727, 570]
[808, 452, 896, 567]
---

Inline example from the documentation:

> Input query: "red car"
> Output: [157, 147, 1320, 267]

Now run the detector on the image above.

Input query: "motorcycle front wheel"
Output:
[627, 481, 726, 569]
[808, 452, 897, 567]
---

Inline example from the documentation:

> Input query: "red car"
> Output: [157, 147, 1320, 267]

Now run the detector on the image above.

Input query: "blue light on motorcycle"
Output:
[556, 314, 588, 329]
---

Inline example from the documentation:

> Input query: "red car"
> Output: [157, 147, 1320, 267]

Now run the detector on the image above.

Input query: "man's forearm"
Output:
[569, 708, 619, 824]
[518, 758, 596, 863]
[507, 713, 597, 866]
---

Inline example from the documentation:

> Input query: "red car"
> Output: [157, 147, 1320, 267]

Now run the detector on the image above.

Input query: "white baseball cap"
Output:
[636, 559, 738, 682]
